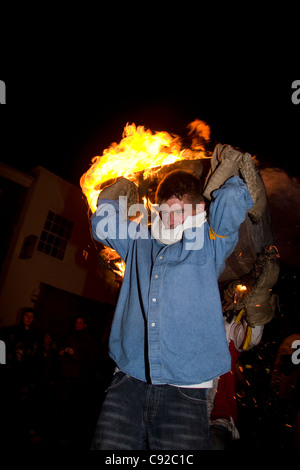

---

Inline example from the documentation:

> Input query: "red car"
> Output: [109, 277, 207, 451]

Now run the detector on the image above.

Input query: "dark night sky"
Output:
[0, 57, 299, 187]
[0, 6, 299, 186]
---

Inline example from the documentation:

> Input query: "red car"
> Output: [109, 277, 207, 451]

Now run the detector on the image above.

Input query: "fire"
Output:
[236, 284, 247, 292]
[234, 284, 247, 304]
[101, 246, 126, 278]
[80, 121, 211, 213]
[80, 120, 211, 278]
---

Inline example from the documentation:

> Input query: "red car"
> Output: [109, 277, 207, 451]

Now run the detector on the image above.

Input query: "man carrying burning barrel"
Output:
[89, 139, 273, 450]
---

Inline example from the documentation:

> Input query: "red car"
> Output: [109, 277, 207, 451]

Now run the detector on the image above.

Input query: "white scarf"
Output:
[150, 206, 207, 245]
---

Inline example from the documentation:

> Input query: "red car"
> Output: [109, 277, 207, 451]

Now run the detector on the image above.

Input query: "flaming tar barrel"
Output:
[83, 120, 279, 329]
[97, 149, 274, 285]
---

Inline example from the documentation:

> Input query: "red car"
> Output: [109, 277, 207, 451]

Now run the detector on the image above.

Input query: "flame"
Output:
[80, 120, 211, 278]
[234, 284, 247, 305]
[100, 246, 126, 278]
[236, 284, 247, 292]
[80, 121, 210, 213]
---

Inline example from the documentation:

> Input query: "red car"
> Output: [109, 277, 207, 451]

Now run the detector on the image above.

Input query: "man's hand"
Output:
[97, 177, 138, 207]
[203, 144, 267, 223]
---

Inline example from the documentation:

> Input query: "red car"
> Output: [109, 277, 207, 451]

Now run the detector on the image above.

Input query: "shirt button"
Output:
[154, 274, 158, 279]
[152, 298, 156, 302]
[151, 322, 156, 327]
[159, 256, 163, 260]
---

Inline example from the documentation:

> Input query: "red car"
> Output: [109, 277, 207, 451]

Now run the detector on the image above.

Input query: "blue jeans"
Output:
[91, 372, 211, 450]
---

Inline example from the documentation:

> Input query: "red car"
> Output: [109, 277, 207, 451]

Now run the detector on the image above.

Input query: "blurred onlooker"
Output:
[55, 314, 101, 448]
[1, 307, 40, 442]
[31, 331, 60, 443]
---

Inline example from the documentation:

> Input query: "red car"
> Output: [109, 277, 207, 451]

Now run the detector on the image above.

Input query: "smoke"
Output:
[260, 167, 300, 266]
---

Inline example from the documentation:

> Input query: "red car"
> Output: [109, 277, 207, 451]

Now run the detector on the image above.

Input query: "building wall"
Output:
[0, 165, 118, 326]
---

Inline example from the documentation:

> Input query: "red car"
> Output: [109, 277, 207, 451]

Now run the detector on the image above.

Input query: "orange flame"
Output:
[100, 246, 126, 278]
[234, 284, 247, 304]
[236, 284, 247, 292]
[80, 121, 210, 213]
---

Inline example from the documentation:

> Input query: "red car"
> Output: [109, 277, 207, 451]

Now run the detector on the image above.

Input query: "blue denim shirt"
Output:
[91, 176, 253, 385]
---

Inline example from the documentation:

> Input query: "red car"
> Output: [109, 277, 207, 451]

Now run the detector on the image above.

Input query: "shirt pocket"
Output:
[179, 253, 207, 267]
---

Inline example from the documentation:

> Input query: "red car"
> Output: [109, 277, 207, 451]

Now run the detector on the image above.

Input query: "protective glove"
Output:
[97, 177, 138, 208]
[203, 144, 267, 223]
[243, 246, 280, 327]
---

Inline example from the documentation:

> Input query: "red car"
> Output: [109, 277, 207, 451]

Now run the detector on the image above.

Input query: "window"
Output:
[37, 210, 73, 260]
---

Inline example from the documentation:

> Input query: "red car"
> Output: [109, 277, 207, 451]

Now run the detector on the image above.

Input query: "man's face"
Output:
[75, 318, 86, 331]
[23, 311, 34, 329]
[159, 195, 205, 229]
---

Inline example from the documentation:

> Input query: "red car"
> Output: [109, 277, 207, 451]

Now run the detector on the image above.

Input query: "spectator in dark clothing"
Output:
[56, 314, 101, 448]
[60, 315, 99, 381]
[1, 307, 40, 442]
[5, 308, 39, 379]
[31, 331, 60, 443]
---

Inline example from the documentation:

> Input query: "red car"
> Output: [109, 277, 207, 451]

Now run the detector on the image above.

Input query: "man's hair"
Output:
[20, 307, 36, 324]
[155, 169, 204, 206]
